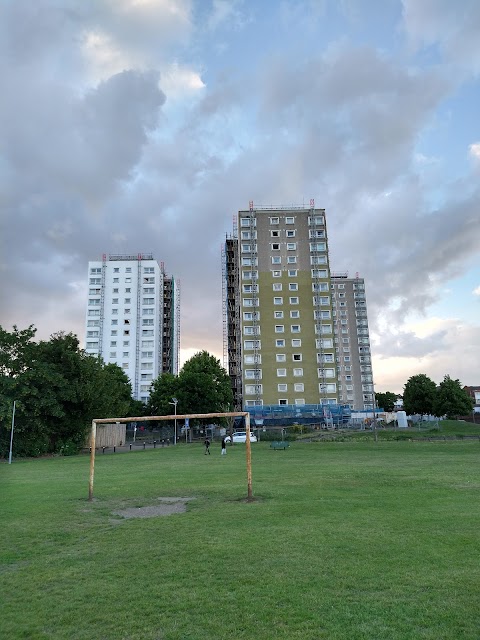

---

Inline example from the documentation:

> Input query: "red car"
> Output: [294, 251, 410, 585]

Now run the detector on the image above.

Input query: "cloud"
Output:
[469, 142, 480, 159]
[402, 0, 480, 74]
[1, 0, 480, 393]
[373, 319, 480, 392]
[473, 286, 480, 297]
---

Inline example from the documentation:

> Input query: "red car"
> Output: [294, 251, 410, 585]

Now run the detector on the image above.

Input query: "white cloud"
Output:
[473, 286, 480, 297]
[469, 142, 480, 159]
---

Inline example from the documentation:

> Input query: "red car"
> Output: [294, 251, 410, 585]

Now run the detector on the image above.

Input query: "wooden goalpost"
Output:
[88, 411, 253, 501]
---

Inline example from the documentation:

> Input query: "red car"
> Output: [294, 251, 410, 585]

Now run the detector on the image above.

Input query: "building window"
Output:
[109, 351, 116, 358]
[286, 230, 295, 237]
[245, 384, 263, 395]
[90, 268, 101, 274]
[294, 383, 304, 392]
[276, 354, 286, 362]
[287, 256, 297, 264]
[287, 243, 297, 251]
[275, 339, 285, 347]
[142, 330, 153, 336]
[311, 269, 328, 278]
[318, 368, 335, 378]
[290, 310, 300, 318]
[142, 319, 154, 326]
[244, 340, 261, 350]
[143, 298, 154, 304]
[278, 399, 288, 405]
[288, 269, 297, 277]
[273, 283, 282, 291]
[292, 354, 302, 361]
[271, 256, 281, 264]
[272, 270, 281, 277]
[245, 369, 262, 379]
[270, 217, 279, 224]
[291, 325, 301, 333]
[278, 384, 288, 392]
[275, 325, 284, 333]
[319, 383, 337, 393]
[244, 326, 260, 335]
[291, 339, 302, 347]
[293, 368, 303, 376]
[274, 297, 283, 305]
[316, 338, 333, 348]
[285, 216, 295, 224]
[274, 311, 284, 319]
[289, 297, 299, 304]
[113, 268, 119, 273]
[110, 330, 117, 336]
[86, 342, 98, 349]
[310, 256, 327, 265]
[270, 230, 280, 237]
[277, 369, 287, 377]
[318, 353, 334, 363]
[244, 354, 261, 364]
[289, 283, 298, 291]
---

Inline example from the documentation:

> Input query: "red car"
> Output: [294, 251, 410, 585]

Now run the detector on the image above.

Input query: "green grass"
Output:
[1, 440, 480, 639]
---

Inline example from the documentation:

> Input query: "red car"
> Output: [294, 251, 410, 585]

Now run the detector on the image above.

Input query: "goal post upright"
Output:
[87, 411, 253, 502]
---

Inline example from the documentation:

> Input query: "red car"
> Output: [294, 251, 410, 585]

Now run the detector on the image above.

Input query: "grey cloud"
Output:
[402, 0, 480, 74]
[376, 328, 449, 359]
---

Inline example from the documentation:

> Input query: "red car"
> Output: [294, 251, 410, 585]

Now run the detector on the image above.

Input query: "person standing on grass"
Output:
[204, 437, 211, 455]
[221, 436, 227, 455]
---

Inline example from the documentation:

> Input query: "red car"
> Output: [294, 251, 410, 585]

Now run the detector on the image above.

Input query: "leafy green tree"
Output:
[433, 375, 473, 419]
[375, 391, 397, 412]
[146, 372, 179, 416]
[176, 351, 233, 417]
[0, 326, 135, 457]
[403, 374, 437, 417]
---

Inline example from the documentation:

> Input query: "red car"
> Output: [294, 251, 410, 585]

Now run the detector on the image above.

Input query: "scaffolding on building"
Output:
[98, 253, 107, 358]
[247, 201, 262, 407]
[309, 200, 332, 405]
[245, 403, 351, 428]
[222, 228, 242, 410]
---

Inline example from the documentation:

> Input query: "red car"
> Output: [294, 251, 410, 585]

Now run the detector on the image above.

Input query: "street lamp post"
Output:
[169, 398, 178, 445]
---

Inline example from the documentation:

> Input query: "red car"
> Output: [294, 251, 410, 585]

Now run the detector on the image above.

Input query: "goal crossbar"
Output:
[88, 411, 253, 501]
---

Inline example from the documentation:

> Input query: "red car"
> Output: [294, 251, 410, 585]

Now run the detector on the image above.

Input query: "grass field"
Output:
[1, 439, 480, 639]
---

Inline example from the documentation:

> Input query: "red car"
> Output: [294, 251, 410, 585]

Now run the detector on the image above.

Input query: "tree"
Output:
[375, 391, 397, 412]
[403, 374, 437, 417]
[176, 351, 233, 416]
[146, 373, 179, 416]
[433, 375, 473, 419]
[0, 326, 135, 457]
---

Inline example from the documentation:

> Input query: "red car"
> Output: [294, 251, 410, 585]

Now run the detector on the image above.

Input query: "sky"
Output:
[1, 0, 479, 394]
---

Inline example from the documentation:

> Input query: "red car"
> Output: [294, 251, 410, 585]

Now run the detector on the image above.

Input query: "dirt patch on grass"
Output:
[112, 496, 195, 519]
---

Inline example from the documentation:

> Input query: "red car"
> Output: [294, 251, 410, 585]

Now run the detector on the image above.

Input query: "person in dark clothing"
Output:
[221, 437, 227, 455]
[204, 438, 211, 455]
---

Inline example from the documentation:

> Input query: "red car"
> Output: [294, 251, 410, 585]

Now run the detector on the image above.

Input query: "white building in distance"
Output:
[85, 253, 180, 402]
